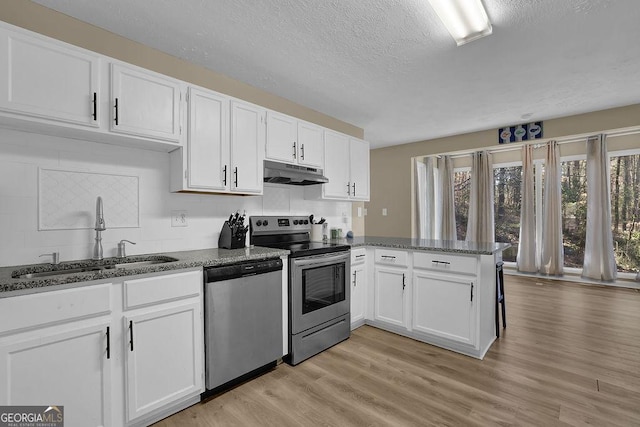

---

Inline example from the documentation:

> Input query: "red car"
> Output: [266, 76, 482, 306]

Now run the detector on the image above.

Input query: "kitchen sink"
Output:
[11, 256, 179, 279]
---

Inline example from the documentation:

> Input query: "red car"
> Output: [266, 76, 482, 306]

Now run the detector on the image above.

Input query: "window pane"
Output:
[610, 154, 640, 273]
[494, 166, 522, 262]
[561, 160, 587, 268]
[454, 171, 470, 240]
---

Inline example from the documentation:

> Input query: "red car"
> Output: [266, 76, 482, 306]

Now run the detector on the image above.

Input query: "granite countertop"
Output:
[0, 246, 289, 297]
[341, 236, 511, 255]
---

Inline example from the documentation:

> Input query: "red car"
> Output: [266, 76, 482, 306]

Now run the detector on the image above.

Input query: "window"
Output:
[610, 153, 640, 273]
[560, 160, 587, 269]
[453, 170, 470, 240]
[493, 166, 522, 262]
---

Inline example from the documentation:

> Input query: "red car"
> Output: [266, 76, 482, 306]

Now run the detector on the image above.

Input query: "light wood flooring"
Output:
[155, 275, 640, 426]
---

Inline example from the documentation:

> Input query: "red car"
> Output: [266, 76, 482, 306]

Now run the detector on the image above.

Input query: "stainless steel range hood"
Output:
[263, 160, 329, 186]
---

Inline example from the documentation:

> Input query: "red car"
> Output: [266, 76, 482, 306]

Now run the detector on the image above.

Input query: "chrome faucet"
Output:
[93, 196, 106, 260]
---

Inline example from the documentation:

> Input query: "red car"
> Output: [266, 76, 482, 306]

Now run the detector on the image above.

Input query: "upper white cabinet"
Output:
[0, 26, 101, 128]
[265, 111, 323, 168]
[230, 100, 265, 194]
[309, 131, 370, 201]
[110, 63, 182, 143]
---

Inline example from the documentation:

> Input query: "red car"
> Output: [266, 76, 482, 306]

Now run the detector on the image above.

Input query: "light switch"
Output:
[382, 208, 387, 216]
[357, 207, 362, 217]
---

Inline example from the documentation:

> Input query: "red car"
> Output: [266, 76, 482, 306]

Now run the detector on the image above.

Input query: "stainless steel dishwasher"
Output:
[203, 258, 283, 395]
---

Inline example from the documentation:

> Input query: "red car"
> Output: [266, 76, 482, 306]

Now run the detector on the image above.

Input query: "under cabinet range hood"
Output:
[263, 160, 329, 186]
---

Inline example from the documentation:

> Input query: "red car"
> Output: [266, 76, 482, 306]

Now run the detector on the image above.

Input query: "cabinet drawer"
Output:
[0, 283, 112, 335]
[374, 249, 408, 267]
[351, 248, 367, 264]
[124, 270, 202, 310]
[413, 252, 477, 276]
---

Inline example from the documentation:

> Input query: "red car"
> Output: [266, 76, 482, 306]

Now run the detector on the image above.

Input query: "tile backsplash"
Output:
[0, 128, 352, 267]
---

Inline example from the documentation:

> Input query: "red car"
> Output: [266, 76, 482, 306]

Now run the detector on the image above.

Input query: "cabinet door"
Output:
[111, 63, 181, 142]
[230, 100, 265, 194]
[412, 271, 476, 345]
[349, 138, 370, 201]
[265, 111, 297, 164]
[0, 320, 112, 427]
[323, 131, 350, 199]
[374, 266, 407, 328]
[351, 263, 366, 327]
[0, 28, 100, 127]
[187, 87, 229, 190]
[297, 121, 324, 168]
[124, 300, 203, 422]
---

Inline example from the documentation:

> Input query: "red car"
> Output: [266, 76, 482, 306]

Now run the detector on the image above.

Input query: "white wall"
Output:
[0, 128, 352, 267]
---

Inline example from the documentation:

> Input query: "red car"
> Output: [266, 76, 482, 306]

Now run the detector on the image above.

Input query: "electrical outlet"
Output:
[171, 210, 188, 227]
[382, 208, 388, 216]
[357, 207, 362, 217]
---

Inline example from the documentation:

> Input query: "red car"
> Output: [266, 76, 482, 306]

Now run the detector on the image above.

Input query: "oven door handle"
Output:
[292, 251, 350, 268]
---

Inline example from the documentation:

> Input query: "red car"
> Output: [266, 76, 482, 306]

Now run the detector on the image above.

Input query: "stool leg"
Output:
[495, 269, 500, 338]
[499, 267, 506, 328]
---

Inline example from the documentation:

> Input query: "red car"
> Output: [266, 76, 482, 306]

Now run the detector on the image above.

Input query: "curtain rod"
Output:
[424, 125, 640, 160]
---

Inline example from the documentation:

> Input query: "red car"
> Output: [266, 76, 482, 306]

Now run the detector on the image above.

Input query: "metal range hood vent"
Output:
[263, 160, 329, 186]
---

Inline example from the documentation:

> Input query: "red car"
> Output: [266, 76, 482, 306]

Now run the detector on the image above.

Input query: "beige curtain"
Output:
[517, 145, 537, 272]
[540, 140, 564, 275]
[466, 151, 495, 243]
[582, 135, 617, 281]
[414, 157, 437, 239]
[437, 156, 456, 240]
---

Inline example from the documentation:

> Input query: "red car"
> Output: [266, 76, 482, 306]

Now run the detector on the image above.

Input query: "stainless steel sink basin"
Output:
[11, 256, 179, 279]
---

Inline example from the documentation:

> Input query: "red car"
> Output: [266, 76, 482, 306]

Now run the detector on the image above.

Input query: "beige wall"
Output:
[0, 1, 368, 234]
[367, 104, 640, 238]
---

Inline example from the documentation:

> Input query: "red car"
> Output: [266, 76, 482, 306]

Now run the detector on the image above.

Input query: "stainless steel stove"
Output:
[250, 215, 351, 365]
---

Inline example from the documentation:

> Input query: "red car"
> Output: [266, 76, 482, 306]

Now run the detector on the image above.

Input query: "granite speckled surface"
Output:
[0, 247, 289, 297]
[340, 236, 510, 255]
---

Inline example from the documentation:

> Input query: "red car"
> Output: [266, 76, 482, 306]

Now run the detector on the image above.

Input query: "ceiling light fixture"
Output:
[427, 0, 492, 46]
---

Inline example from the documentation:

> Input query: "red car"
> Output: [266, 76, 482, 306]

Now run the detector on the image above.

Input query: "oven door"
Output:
[290, 251, 350, 334]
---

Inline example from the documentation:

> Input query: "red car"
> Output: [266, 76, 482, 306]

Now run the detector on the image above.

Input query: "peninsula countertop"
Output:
[0, 246, 289, 297]
[340, 236, 511, 255]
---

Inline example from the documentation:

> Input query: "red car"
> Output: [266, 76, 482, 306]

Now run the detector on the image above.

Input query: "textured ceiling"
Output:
[32, 0, 640, 148]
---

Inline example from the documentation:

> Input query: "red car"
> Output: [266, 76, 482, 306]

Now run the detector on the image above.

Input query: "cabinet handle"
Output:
[293, 142, 297, 159]
[129, 320, 134, 351]
[223, 165, 227, 186]
[352, 182, 356, 196]
[114, 98, 119, 125]
[432, 260, 451, 265]
[353, 270, 357, 286]
[347, 182, 351, 196]
[92, 92, 97, 121]
[381, 255, 396, 259]
[470, 283, 474, 302]
[234, 167, 238, 187]
[106, 326, 110, 359]
[355, 254, 366, 259]
[300, 144, 305, 160]
[402, 273, 406, 290]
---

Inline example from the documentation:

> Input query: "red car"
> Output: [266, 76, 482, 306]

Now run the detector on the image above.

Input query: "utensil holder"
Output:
[310, 224, 323, 241]
[218, 221, 245, 249]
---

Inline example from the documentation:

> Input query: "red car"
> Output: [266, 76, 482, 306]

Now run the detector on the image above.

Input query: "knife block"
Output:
[218, 221, 246, 249]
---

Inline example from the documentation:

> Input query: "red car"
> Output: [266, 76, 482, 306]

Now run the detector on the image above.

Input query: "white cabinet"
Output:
[124, 301, 203, 422]
[265, 111, 323, 168]
[412, 271, 476, 345]
[309, 131, 370, 201]
[350, 248, 367, 329]
[110, 63, 182, 143]
[374, 266, 407, 328]
[170, 87, 229, 192]
[0, 25, 101, 127]
[230, 100, 265, 194]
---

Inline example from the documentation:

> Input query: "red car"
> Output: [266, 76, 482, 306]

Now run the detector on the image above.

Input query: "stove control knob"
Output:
[263, 220, 268, 226]
[293, 220, 299, 225]
[256, 220, 262, 227]
[304, 220, 309, 224]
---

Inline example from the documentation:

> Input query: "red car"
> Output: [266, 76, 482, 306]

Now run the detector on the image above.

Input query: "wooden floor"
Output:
[155, 276, 640, 426]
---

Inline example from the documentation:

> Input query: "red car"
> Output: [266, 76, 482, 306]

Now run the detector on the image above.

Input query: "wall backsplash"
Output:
[0, 128, 353, 267]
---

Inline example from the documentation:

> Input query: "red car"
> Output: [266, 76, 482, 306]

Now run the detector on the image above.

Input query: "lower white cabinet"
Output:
[0, 318, 112, 427]
[373, 266, 407, 328]
[0, 269, 204, 427]
[412, 271, 476, 346]
[350, 249, 367, 329]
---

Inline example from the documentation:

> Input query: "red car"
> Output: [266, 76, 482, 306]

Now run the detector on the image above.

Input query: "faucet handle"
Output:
[40, 252, 60, 265]
[117, 240, 136, 258]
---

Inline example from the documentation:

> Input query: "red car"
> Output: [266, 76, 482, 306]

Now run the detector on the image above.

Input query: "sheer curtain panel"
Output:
[438, 156, 456, 240]
[517, 145, 537, 272]
[466, 151, 495, 243]
[582, 135, 617, 281]
[540, 140, 564, 275]
[414, 157, 437, 239]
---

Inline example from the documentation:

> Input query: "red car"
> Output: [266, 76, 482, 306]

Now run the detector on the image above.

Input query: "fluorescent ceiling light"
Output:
[427, 0, 493, 46]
